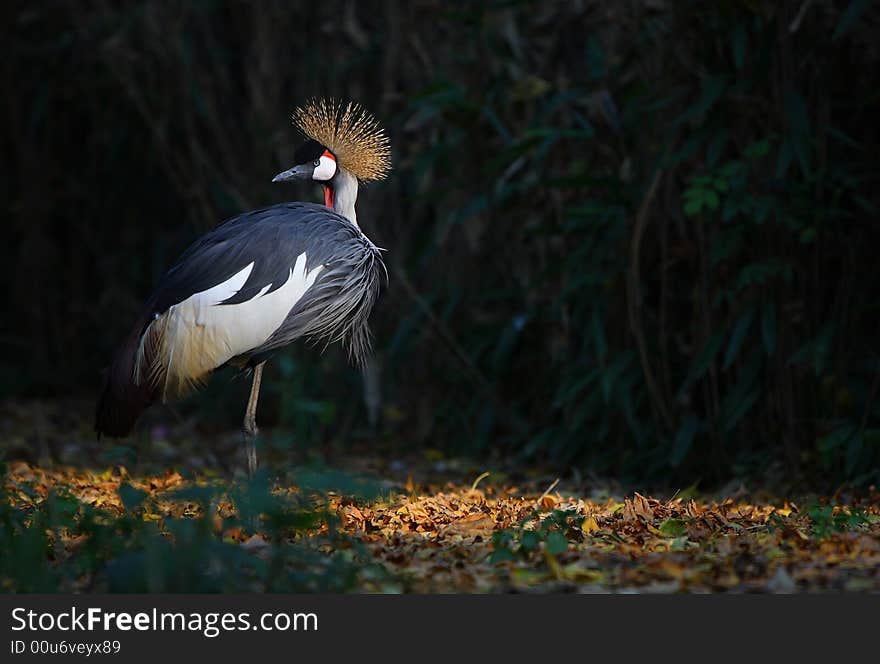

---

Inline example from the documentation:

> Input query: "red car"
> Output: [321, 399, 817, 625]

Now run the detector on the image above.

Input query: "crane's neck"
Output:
[325, 166, 359, 227]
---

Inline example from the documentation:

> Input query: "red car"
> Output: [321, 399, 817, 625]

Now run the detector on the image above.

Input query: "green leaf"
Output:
[745, 139, 770, 160]
[707, 131, 729, 167]
[827, 126, 863, 150]
[818, 425, 856, 454]
[681, 331, 725, 393]
[736, 260, 792, 291]
[545, 531, 569, 555]
[704, 189, 720, 210]
[490, 547, 516, 564]
[295, 468, 382, 500]
[711, 226, 743, 265]
[845, 435, 864, 477]
[555, 368, 599, 406]
[118, 483, 148, 512]
[601, 353, 633, 402]
[833, 0, 873, 41]
[784, 88, 811, 139]
[481, 104, 512, 143]
[47, 491, 80, 521]
[520, 531, 540, 552]
[591, 310, 607, 359]
[731, 23, 747, 70]
[677, 76, 728, 126]
[585, 36, 606, 79]
[784, 88, 811, 176]
[775, 139, 794, 177]
[670, 416, 699, 467]
[719, 349, 763, 433]
[168, 484, 218, 505]
[722, 389, 760, 433]
[723, 309, 755, 370]
[684, 198, 703, 216]
[812, 321, 836, 376]
[659, 518, 687, 537]
[761, 302, 776, 356]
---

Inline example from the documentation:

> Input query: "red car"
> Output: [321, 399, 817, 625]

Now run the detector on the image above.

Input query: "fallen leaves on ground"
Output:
[4, 459, 879, 593]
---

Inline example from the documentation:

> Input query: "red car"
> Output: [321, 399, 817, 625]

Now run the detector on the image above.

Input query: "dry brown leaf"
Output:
[439, 513, 495, 538]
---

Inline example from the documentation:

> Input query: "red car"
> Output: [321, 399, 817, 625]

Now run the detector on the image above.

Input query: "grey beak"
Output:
[272, 165, 310, 182]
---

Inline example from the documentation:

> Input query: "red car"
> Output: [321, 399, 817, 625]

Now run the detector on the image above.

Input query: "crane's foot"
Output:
[242, 424, 260, 530]
[243, 420, 259, 478]
[242, 361, 265, 480]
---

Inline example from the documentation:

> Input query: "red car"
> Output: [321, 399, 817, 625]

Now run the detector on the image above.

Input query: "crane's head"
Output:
[272, 98, 391, 193]
[272, 138, 340, 184]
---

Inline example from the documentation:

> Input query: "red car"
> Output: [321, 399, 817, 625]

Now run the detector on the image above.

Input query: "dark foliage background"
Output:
[2, 0, 879, 486]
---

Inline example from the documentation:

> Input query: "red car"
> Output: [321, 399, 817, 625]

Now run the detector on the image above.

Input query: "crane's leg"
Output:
[243, 362, 265, 477]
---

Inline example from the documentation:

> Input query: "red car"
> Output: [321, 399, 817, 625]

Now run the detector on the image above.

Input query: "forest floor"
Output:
[2, 398, 879, 593]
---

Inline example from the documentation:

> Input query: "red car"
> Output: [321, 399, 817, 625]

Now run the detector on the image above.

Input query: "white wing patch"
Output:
[136, 253, 323, 398]
[191, 261, 255, 306]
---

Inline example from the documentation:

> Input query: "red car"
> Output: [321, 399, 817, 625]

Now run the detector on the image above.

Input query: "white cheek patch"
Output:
[312, 155, 337, 181]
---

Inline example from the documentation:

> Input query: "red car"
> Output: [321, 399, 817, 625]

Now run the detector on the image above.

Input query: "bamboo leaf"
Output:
[680, 331, 725, 394]
[833, 0, 873, 41]
[670, 416, 699, 467]
[845, 435, 864, 476]
[761, 302, 776, 356]
[723, 309, 755, 370]
[731, 23, 747, 70]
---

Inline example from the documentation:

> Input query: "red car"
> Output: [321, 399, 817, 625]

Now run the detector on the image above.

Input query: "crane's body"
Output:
[95, 99, 391, 473]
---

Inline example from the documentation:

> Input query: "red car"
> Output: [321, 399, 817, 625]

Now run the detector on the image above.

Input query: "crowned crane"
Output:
[95, 99, 391, 475]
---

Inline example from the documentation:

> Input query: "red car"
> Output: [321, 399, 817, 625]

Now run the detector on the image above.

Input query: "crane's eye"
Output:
[313, 159, 321, 167]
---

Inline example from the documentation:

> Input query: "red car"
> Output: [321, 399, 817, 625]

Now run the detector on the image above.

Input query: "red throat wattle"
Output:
[322, 148, 336, 209]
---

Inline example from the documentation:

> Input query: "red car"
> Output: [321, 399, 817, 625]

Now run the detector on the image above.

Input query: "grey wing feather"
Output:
[255, 220, 386, 366]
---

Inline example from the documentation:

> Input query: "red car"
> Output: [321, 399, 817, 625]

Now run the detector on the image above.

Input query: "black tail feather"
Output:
[95, 321, 153, 438]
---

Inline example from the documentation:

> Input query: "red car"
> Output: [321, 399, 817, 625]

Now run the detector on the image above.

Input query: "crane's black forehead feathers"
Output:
[293, 139, 327, 165]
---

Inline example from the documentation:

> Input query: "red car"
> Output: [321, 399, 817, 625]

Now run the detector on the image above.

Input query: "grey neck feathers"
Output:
[332, 167, 359, 227]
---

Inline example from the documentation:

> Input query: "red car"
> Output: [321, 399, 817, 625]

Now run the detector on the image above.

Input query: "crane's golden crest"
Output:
[293, 98, 391, 182]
